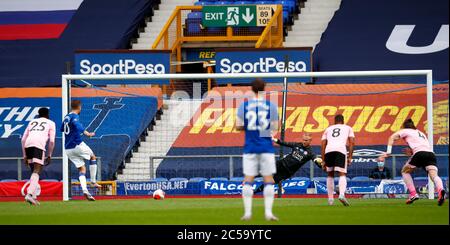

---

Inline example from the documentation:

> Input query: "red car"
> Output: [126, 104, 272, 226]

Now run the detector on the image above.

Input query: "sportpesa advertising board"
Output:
[214, 48, 312, 84]
[74, 50, 171, 85]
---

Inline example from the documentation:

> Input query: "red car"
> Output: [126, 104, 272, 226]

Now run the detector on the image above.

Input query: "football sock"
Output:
[432, 175, 444, 193]
[27, 173, 39, 197]
[338, 176, 347, 199]
[263, 183, 275, 217]
[326, 176, 334, 200]
[402, 172, 417, 196]
[242, 183, 253, 217]
[79, 173, 88, 192]
[89, 160, 97, 183]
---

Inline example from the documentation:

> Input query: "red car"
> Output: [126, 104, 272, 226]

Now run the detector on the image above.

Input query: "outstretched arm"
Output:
[378, 132, 401, 161]
[273, 138, 298, 148]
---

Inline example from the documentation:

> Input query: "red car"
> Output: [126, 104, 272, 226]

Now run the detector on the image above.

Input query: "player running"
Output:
[321, 114, 355, 206]
[21, 108, 56, 205]
[61, 100, 100, 201]
[236, 79, 279, 221]
[378, 118, 446, 206]
[254, 133, 324, 194]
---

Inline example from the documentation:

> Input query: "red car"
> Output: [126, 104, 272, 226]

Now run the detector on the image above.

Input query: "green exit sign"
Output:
[202, 5, 257, 27]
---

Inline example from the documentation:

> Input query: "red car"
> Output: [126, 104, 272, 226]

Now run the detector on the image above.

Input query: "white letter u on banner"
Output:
[386, 24, 449, 54]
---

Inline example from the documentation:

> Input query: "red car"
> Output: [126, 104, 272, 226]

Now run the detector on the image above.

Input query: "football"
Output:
[152, 189, 165, 200]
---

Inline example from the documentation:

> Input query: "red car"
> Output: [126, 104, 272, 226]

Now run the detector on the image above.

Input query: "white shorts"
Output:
[65, 142, 93, 168]
[243, 153, 276, 177]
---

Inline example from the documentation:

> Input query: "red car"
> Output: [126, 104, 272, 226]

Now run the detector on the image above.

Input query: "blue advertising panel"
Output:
[200, 179, 310, 195]
[0, 95, 158, 180]
[214, 48, 312, 84]
[74, 50, 171, 85]
[116, 181, 190, 195]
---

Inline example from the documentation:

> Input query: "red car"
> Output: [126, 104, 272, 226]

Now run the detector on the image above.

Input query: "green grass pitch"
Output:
[0, 198, 447, 225]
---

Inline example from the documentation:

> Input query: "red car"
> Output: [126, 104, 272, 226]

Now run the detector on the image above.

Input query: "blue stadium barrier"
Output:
[0, 179, 18, 182]
[189, 177, 208, 182]
[169, 177, 188, 182]
[352, 176, 371, 181]
[230, 177, 245, 182]
[254, 177, 264, 182]
[209, 177, 229, 181]
[153, 177, 169, 182]
[312, 177, 327, 183]
[414, 177, 429, 181]
[290, 177, 310, 181]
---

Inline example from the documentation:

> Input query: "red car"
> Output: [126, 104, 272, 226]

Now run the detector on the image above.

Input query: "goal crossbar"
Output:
[61, 70, 434, 201]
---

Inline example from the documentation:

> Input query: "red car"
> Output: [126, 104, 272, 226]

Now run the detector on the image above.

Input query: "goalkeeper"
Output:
[255, 133, 324, 194]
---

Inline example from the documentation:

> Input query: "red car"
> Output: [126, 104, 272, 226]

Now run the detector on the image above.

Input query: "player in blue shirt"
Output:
[236, 79, 279, 221]
[61, 100, 99, 201]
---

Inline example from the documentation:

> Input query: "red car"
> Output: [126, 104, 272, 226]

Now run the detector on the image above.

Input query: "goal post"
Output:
[61, 70, 435, 201]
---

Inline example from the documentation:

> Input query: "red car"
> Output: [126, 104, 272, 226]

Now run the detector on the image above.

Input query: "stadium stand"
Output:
[313, 0, 448, 82]
[0, 0, 158, 87]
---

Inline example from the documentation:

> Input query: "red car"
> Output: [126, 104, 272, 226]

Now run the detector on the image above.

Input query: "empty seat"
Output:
[0, 179, 17, 182]
[209, 177, 228, 181]
[189, 177, 208, 182]
[169, 177, 188, 182]
[393, 176, 403, 180]
[71, 178, 79, 183]
[352, 176, 370, 181]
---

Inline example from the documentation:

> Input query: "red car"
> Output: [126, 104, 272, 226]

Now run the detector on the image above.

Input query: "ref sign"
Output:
[202, 5, 277, 27]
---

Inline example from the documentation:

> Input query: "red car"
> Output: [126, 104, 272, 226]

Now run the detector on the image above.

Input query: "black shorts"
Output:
[25, 147, 45, 165]
[324, 152, 347, 173]
[408, 151, 437, 169]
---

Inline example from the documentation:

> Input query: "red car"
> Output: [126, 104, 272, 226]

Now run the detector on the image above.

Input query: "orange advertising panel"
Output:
[173, 84, 448, 147]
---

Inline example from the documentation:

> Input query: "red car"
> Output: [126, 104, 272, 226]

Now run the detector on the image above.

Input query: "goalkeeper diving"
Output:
[255, 133, 324, 194]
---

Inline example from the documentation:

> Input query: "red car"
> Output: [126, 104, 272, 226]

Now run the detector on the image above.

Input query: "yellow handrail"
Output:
[151, 6, 202, 50]
[255, 5, 283, 48]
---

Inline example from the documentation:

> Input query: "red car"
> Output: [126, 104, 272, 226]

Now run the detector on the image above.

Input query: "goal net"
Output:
[61, 71, 448, 200]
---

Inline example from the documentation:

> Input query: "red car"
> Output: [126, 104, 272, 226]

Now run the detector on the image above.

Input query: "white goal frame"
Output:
[61, 70, 434, 201]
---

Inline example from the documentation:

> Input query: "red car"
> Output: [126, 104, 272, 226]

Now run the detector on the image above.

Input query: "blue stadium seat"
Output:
[71, 178, 79, 183]
[393, 176, 403, 180]
[312, 177, 327, 182]
[0, 179, 17, 182]
[209, 177, 228, 181]
[169, 177, 188, 182]
[352, 176, 370, 181]
[290, 177, 310, 181]
[230, 177, 245, 182]
[153, 177, 168, 182]
[189, 177, 207, 182]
